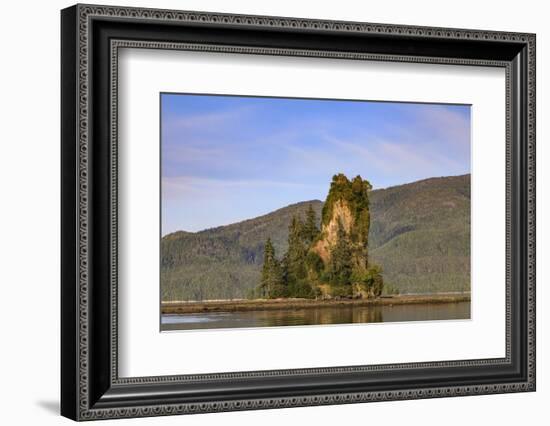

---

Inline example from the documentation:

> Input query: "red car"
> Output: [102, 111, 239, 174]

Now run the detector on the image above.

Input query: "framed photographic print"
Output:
[61, 4, 536, 421]
[159, 93, 472, 331]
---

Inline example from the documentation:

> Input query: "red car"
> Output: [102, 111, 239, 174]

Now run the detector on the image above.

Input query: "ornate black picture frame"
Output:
[61, 4, 536, 421]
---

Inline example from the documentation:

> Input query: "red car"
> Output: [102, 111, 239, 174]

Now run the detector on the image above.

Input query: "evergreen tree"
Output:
[282, 215, 316, 298]
[259, 238, 285, 298]
[351, 175, 372, 245]
[329, 220, 353, 286]
[302, 203, 319, 244]
[352, 265, 384, 298]
[285, 216, 307, 284]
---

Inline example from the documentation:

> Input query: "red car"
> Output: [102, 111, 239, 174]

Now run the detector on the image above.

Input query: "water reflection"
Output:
[161, 301, 470, 331]
[257, 306, 384, 327]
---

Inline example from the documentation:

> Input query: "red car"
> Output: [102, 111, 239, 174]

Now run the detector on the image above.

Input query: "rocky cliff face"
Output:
[312, 174, 372, 271]
[313, 199, 352, 263]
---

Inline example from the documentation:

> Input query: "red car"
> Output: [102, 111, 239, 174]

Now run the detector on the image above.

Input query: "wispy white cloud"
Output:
[162, 175, 323, 200]
[163, 105, 257, 132]
[295, 132, 467, 188]
[376, 139, 462, 172]
[323, 136, 385, 170]
[407, 105, 470, 150]
[161, 143, 231, 178]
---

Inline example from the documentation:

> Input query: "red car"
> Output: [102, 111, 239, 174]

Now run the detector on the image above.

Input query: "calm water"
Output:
[161, 301, 470, 331]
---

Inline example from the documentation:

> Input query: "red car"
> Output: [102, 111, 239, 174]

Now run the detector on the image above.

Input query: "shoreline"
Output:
[161, 293, 470, 315]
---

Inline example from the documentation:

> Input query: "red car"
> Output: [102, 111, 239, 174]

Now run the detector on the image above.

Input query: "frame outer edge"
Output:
[67, 4, 536, 421]
[527, 34, 536, 390]
[61, 4, 80, 422]
[76, 2, 91, 420]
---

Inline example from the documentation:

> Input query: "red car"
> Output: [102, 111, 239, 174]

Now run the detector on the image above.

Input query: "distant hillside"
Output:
[369, 174, 470, 294]
[161, 174, 470, 301]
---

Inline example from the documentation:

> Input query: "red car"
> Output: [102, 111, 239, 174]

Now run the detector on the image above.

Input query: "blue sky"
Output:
[161, 93, 470, 234]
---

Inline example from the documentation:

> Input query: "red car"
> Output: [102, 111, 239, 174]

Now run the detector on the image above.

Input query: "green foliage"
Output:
[302, 203, 319, 244]
[284, 216, 308, 284]
[330, 285, 353, 298]
[305, 251, 324, 274]
[259, 238, 286, 298]
[161, 261, 259, 301]
[256, 210, 319, 299]
[352, 265, 384, 298]
[383, 283, 400, 296]
[369, 174, 471, 294]
[327, 220, 354, 286]
[322, 174, 372, 242]
[287, 280, 316, 298]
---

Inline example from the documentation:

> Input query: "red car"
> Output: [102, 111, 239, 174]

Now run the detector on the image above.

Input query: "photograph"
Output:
[160, 93, 472, 331]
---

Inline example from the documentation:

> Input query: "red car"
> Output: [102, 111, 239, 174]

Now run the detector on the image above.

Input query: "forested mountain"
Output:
[161, 174, 470, 301]
[161, 201, 323, 301]
[369, 174, 470, 294]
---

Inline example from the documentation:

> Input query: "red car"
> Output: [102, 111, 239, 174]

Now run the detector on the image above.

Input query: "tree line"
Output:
[257, 204, 319, 299]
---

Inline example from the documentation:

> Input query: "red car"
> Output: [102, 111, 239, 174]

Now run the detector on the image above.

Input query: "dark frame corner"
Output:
[61, 3, 535, 421]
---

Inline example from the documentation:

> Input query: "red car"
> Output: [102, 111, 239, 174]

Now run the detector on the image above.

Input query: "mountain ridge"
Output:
[163, 199, 324, 239]
[164, 174, 465, 237]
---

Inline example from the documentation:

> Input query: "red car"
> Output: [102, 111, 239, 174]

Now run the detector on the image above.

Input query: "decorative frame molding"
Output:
[61, 4, 535, 421]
